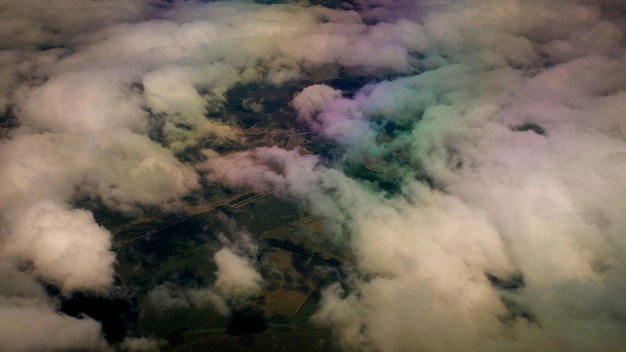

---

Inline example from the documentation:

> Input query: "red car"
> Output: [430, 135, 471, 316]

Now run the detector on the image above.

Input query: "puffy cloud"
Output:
[146, 227, 263, 316]
[2, 200, 114, 292]
[120, 337, 167, 352]
[213, 248, 264, 303]
[0, 0, 158, 50]
[0, 259, 107, 351]
[201, 1, 626, 350]
[15, 69, 146, 135]
[147, 283, 230, 317]
[2, 0, 626, 350]
[147, 284, 191, 311]
[0, 301, 106, 352]
[80, 132, 200, 211]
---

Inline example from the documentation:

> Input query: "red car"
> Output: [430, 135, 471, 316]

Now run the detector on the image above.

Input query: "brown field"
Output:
[257, 248, 319, 317]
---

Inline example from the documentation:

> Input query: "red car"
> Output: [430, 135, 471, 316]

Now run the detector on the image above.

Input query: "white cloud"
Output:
[1, 0, 625, 350]
[200, 1, 626, 350]
[2, 200, 114, 292]
[0, 301, 107, 352]
[213, 248, 264, 304]
[0, 259, 107, 351]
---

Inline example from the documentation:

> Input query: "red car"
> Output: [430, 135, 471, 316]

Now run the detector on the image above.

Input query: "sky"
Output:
[0, 0, 625, 351]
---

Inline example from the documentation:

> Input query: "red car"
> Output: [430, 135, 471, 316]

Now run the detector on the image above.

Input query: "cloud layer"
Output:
[1, 0, 625, 350]
[202, 1, 626, 351]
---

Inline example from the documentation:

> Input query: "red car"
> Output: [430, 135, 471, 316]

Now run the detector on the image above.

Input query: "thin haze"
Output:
[0, 0, 625, 351]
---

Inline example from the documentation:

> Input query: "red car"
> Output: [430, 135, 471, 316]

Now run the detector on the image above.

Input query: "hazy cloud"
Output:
[213, 248, 264, 303]
[120, 337, 167, 352]
[0, 259, 107, 351]
[202, 0, 626, 351]
[146, 227, 263, 316]
[0, 301, 106, 352]
[1, 0, 625, 350]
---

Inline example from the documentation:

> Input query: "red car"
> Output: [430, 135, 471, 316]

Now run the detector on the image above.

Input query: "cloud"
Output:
[120, 337, 167, 352]
[146, 227, 263, 316]
[0, 0, 158, 50]
[0, 259, 107, 351]
[147, 283, 230, 317]
[200, 0, 626, 350]
[146, 255, 261, 316]
[212, 225, 265, 307]
[1, 0, 625, 350]
[0, 301, 107, 352]
[2, 200, 114, 292]
[213, 248, 264, 303]
[147, 284, 191, 311]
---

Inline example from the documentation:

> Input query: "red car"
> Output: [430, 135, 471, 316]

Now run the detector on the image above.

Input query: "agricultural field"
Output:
[51, 64, 373, 351]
